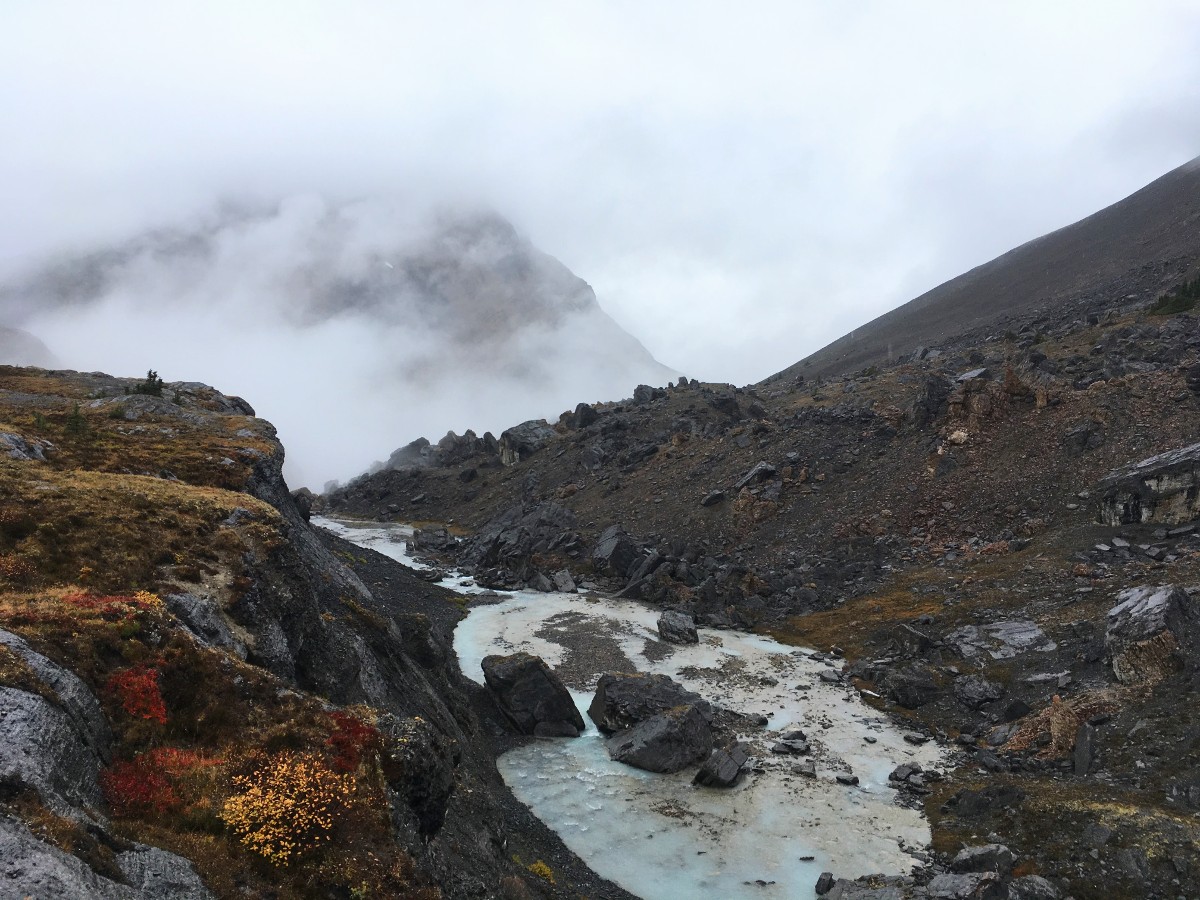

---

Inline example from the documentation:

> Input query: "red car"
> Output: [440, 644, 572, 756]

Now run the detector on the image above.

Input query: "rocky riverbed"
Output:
[318, 516, 947, 899]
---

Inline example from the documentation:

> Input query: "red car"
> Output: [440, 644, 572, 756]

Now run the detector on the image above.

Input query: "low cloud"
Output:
[6, 198, 675, 488]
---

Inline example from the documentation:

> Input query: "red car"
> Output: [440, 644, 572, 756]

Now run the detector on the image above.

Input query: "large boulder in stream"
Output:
[605, 705, 713, 774]
[481, 653, 585, 737]
[456, 501, 581, 574]
[587, 672, 712, 734]
[657, 610, 699, 644]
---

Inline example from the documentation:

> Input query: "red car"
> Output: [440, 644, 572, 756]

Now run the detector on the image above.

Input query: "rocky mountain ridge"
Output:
[771, 154, 1200, 381]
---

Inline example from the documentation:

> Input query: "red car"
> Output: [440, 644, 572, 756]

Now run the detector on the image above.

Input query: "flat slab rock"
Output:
[945, 620, 1056, 660]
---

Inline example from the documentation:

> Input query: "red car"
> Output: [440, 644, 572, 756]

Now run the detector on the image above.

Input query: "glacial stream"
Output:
[315, 517, 945, 900]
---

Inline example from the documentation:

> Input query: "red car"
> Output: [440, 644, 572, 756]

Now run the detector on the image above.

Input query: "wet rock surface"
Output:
[481, 652, 585, 737]
[587, 672, 712, 734]
[604, 704, 713, 773]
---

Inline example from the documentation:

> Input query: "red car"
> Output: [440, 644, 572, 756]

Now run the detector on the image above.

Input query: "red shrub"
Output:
[106, 665, 168, 724]
[101, 759, 179, 816]
[101, 747, 223, 818]
[327, 711, 381, 772]
[144, 747, 224, 775]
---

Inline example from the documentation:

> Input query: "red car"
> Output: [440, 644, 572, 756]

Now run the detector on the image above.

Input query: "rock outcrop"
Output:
[498, 420, 557, 466]
[1105, 584, 1200, 683]
[1098, 441, 1200, 526]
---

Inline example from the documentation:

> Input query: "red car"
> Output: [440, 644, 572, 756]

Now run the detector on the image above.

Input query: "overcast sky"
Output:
[3, 1, 1200, 386]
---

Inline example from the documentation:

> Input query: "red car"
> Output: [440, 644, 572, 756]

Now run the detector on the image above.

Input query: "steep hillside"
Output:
[769, 155, 1200, 381]
[0, 366, 633, 900]
[325, 291, 1200, 897]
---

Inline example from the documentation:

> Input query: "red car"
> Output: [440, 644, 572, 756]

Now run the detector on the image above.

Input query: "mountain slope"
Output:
[769, 155, 1200, 382]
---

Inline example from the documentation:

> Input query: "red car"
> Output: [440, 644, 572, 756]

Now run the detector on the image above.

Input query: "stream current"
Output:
[315, 516, 945, 900]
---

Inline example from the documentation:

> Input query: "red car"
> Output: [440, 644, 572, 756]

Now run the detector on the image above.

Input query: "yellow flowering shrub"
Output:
[220, 752, 356, 865]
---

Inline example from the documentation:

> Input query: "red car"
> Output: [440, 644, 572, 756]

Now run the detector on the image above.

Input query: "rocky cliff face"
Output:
[0, 365, 632, 900]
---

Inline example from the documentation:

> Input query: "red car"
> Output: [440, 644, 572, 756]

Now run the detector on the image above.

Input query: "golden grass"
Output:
[0, 459, 278, 593]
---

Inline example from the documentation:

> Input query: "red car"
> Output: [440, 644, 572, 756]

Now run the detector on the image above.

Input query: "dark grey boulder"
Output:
[552, 569, 577, 593]
[605, 705, 712, 773]
[881, 664, 940, 708]
[657, 610, 699, 644]
[289, 487, 315, 521]
[526, 571, 555, 593]
[692, 742, 749, 787]
[632, 384, 665, 405]
[570, 402, 599, 429]
[591, 525, 641, 578]
[700, 489, 725, 507]
[1063, 420, 1105, 455]
[411, 526, 457, 553]
[889, 762, 923, 783]
[1098, 440, 1200, 526]
[481, 653, 584, 737]
[953, 674, 1005, 708]
[1105, 584, 1200, 683]
[770, 739, 810, 755]
[951, 844, 1014, 876]
[385, 436, 438, 469]
[910, 374, 953, 429]
[498, 419, 557, 466]
[587, 672, 711, 734]
[456, 501, 580, 574]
